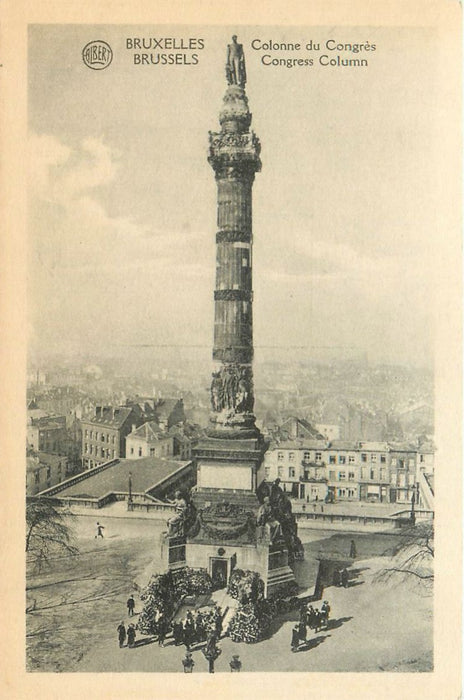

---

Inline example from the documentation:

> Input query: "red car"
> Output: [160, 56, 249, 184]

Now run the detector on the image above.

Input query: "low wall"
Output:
[296, 512, 396, 532]
[127, 502, 176, 515]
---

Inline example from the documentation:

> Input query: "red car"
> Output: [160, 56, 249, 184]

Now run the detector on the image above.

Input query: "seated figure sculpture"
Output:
[257, 496, 282, 542]
[166, 490, 188, 537]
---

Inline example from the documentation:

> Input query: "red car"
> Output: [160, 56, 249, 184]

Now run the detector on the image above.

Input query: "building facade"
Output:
[81, 405, 144, 469]
[126, 421, 174, 459]
[26, 452, 70, 496]
[27, 414, 68, 455]
[262, 439, 427, 505]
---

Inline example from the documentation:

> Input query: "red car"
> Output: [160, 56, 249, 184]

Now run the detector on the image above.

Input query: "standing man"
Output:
[95, 522, 104, 538]
[291, 624, 300, 652]
[229, 654, 242, 672]
[127, 594, 135, 617]
[127, 623, 136, 648]
[350, 539, 357, 558]
[182, 651, 195, 673]
[117, 621, 126, 648]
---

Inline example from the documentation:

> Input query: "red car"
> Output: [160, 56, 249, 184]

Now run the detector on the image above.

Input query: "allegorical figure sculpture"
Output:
[210, 364, 254, 414]
[226, 35, 246, 87]
[210, 371, 224, 412]
[166, 490, 188, 537]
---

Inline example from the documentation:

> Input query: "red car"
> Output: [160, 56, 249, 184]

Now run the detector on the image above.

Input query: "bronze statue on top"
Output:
[226, 35, 246, 87]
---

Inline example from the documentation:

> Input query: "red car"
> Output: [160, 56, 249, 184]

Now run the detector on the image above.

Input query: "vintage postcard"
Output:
[0, 1, 461, 698]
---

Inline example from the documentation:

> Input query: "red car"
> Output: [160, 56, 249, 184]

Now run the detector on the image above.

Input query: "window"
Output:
[349, 455, 355, 463]
[338, 471, 346, 480]
[138, 447, 142, 457]
[85, 443, 88, 452]
[370, 469, 375, 480]
[112, 435, 115, 444]
[85, 430, 88, 438]
[278, 466, 283, 477]
[304, 451, 310, 461]
[371, 454, 377, 462]
[380, 454, 386, 463]
[46, 467, 51, 479]
[277, 452, 284, 461]
[380, 468, 386, 481]
[361, 453, 367, 463]
[90, 431, 93, 439]
[107, 434, 110, 443]
[315, 452, 322, 462]
[289, 452, 295, 461]
[348, 472, 355, 481]
[112, 450, 115, 458]
[348, 488, 356, 498]
[408, 474, 415, 486]
[329, 471, 336, 481]
[242, 256, 248, 267]
[420, 455, 425, 463]
[339, 455, 346, 464]
[90, 445, 93, 455]
[289, 467, 295, 478]
[361, 467, 367, 479]
[34, 471, 40, 485]
[150, 447, 155, 456]
[102, 433, 105, 442]
[338, 488, 346, 497]
[408, 459, 415, 468]
[130, 447, 134, 455]
[242, 301, 249, 314]
[264, 466, 270, 479]
[329, 456, 336, 464]
[390, 471, 397, 485]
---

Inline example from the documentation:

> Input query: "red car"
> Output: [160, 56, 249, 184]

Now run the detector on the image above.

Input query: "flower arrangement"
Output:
[228, 599, 275, 643]
[138, 571, 177, 635]
[172, 567, 213, 597]
[138, 567, 212, 635]
[227, 569, 264, 605]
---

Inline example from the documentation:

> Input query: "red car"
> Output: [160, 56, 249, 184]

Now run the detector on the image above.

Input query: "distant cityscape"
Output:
[26, 351, 434, 510]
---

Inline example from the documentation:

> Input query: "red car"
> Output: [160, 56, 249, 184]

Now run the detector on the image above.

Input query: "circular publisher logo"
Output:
[82, 41, 113, 70]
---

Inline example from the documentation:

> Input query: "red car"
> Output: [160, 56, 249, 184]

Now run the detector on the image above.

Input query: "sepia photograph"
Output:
[1, 1, 461, 696]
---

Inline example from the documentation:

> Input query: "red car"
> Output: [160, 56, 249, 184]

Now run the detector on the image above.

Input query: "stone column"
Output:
[208, 62, 261, 439]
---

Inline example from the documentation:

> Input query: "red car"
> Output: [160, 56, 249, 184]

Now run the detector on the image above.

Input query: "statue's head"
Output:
[175, 490, 182, 498]
[232, 35, 238, 41]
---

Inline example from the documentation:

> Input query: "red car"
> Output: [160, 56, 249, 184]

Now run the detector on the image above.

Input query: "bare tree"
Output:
[26, 498, 78, 572]
[375, 520, 434, 588]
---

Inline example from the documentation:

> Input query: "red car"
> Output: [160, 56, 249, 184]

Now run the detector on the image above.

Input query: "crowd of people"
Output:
[171, 605, 224, 649]
[291, 600, 331, 652]
[117, 601, 225, 652]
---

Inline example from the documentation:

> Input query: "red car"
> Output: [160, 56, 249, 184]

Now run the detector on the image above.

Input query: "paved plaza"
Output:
[26, 514, 432, 673]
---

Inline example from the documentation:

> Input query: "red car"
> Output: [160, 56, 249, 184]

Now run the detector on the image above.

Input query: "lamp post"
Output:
[128, 471, 132, 504]
[202, 635, 221, 673]
[410, 489, 416, 526]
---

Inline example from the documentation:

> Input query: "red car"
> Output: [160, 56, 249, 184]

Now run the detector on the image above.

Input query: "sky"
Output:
[28, 25, 439, 367]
